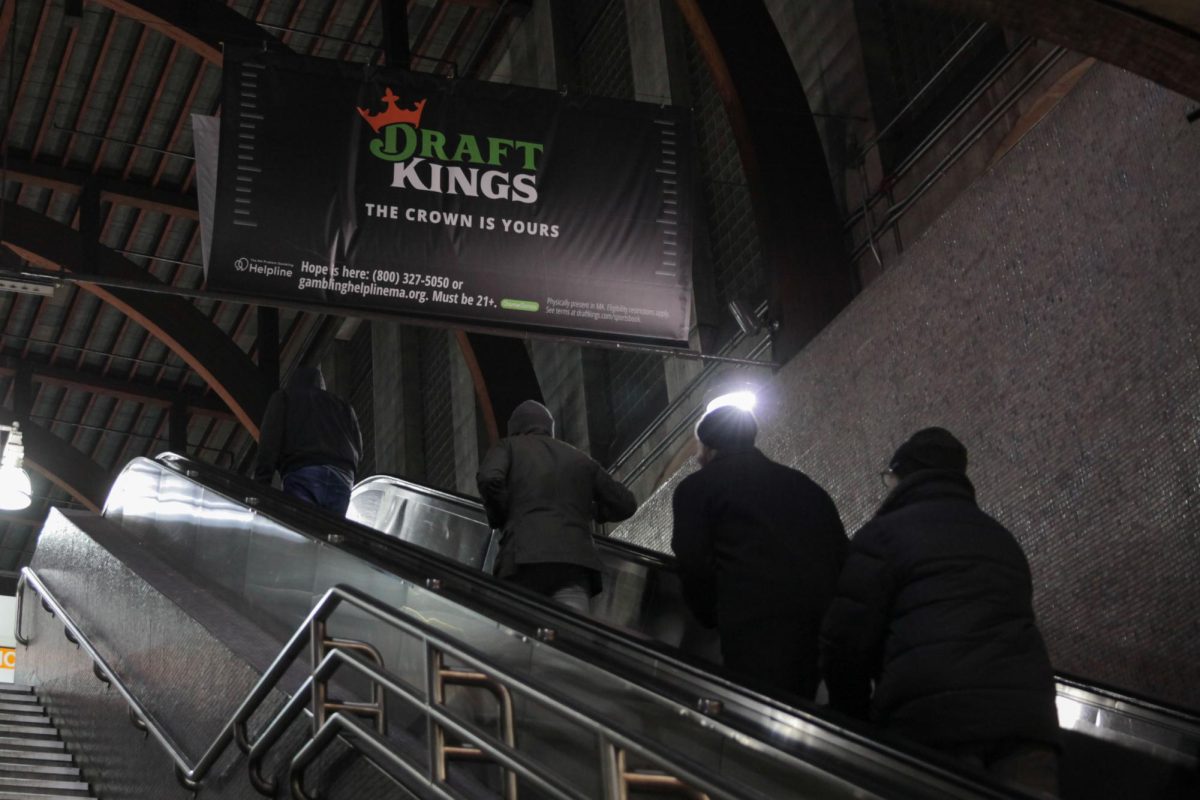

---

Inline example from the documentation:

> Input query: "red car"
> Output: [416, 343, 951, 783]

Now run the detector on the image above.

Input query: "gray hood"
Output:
[507, 400, 554, 437]
[288, 366, 326, 391]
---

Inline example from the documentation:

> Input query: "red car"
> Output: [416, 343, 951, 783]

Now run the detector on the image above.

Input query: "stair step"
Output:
[0, 714, 53, 729]
[0, 724, 57, 737]
[0, 695, 38, 706]
[0, 761, 80, 777]
[0, 737, 64, 751]
[0, 793, 91, 800]
[0, 686, 34, 695]
[0, 749, 71, 763]
[0, 710, 48, 724]
[0, 774, 89, 790]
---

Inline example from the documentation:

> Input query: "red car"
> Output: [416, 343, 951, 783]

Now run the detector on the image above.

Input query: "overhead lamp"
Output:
[0, 423, 33, 512]
[705, 390, 757, 415]
[0, 270, 61, 297]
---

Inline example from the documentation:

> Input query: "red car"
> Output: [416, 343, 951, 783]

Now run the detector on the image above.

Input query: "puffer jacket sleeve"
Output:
[670, 476, 718, 628]
[819, 522, 894, 720]
[592, 465, 637, 524]
[476, 440, 512, 529]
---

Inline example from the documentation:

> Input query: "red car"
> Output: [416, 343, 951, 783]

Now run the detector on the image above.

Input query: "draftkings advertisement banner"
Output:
[208, 47, 694, 345]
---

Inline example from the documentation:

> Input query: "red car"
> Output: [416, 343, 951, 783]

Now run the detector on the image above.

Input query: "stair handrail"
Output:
[15, 566, 757, 799]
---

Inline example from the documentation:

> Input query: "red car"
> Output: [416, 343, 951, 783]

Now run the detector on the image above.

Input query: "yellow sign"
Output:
[0, 647, 14, 671]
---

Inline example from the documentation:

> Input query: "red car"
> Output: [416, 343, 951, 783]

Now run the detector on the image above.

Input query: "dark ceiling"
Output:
[0, 0, 526, 577]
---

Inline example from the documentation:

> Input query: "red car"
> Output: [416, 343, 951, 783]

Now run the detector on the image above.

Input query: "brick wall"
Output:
[614, 66, 1200, 708]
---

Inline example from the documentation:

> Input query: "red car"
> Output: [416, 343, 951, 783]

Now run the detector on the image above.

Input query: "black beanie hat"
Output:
[889, 427, 968, 477]
[695, 406, 758, 452]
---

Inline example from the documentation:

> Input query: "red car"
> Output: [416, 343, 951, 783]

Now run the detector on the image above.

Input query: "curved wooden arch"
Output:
[673, 0, 854, 362]
[1, 202, 270, 438]
[92, 0, 278, 66]
[0, 410, 107, 513]
[923, 1, 1200, 104]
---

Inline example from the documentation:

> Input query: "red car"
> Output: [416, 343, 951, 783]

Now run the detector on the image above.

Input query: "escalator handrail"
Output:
[15, 565, 763, 799]
[141, 453, 1023, 798]
[353, 471, 1200, 731]
[351, 472, 679, 569]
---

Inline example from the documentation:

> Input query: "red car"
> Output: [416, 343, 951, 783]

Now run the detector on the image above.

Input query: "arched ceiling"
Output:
[924, 1, 1200, 102]
[0, 0, 526, 573]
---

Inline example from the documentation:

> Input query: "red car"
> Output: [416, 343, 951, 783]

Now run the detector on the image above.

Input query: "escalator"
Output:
[15, 453, 1199, 799]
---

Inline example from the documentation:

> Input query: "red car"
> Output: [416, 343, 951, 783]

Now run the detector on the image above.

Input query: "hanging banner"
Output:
[207, 47, 694, 346]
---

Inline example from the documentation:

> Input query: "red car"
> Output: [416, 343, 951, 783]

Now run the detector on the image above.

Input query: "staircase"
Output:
[0, 684, 93, 799]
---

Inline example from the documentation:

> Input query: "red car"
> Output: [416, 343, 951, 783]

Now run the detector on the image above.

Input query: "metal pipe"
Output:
[843, 36, 1036, 232]
[854, 22, 993, 161]
[851, 46, 1066, 263]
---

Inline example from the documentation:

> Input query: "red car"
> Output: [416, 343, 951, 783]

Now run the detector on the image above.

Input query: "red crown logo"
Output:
[357, 88, 426, 133]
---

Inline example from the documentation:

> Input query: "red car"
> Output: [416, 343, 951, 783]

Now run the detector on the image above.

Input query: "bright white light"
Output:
[706, 390, 757, 414]
[0, 467, 32, 512]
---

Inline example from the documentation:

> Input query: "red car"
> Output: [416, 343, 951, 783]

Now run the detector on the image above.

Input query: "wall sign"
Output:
[207, 47, 694, 346]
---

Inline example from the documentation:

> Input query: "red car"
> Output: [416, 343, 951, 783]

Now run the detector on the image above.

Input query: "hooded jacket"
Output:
[819, 469, 1059, 749]
[252, 367, 363, 481]
[476, 401, 637, 592]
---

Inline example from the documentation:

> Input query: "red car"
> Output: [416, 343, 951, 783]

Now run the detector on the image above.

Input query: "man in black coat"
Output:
[252, 366, 363, 515]
[477, 400, 637, 613]
[820, 427, 1059, 797]
[671, 405, 848, 700]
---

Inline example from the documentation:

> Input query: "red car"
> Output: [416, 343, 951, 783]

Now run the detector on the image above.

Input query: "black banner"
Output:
[208, 48, 694, 345]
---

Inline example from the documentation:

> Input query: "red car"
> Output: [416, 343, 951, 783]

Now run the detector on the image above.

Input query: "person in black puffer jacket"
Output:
[820, 427, 1060, 798]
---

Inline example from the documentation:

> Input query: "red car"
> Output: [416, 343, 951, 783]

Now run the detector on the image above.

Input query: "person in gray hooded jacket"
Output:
[476, 400, 637, 613]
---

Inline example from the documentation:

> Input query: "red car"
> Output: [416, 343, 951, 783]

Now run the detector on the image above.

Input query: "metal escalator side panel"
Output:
[128, 455, 1009, 798]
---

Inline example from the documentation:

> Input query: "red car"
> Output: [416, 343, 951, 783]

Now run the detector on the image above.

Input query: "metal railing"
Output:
[16, 568, 755, 799]
[846, 38, 1068, 264]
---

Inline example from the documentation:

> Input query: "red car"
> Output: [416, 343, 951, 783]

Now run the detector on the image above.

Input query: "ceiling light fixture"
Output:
[0, 423, 33, 512]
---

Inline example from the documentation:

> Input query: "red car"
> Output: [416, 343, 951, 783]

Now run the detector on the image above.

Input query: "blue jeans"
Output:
[282, 465, 352, 515]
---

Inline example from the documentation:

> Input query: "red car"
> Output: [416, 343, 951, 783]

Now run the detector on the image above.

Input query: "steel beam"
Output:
[922, 0, 1200, 103]
[0, 356, 235, 420]
[0, 409, 108, 513]
[1, 202, 269, 437]
[2, 154, 198, 219]
[91, 0, 278, 66]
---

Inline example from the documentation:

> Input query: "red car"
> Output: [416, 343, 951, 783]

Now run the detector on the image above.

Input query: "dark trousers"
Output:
[719, 619, 820, 701]
[504, 563, 593, 614]
[282, 464, 353, 515]
[951, 740, 1060, 799]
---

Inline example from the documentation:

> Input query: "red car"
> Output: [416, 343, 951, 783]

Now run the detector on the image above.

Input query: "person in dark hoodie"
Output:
[819, 427, 1059, 798]
[476, 400, 637, 613]
[671, 405, 847, 700]
[252, 365, 363, 515]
